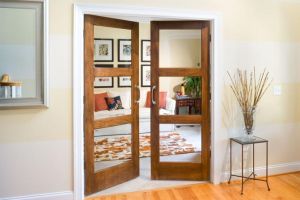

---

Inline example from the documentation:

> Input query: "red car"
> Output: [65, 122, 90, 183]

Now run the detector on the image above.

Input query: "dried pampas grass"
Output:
[227, 68, 271, 135]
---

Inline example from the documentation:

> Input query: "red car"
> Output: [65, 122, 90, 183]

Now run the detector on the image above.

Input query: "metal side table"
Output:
[228, 136, 270, 195]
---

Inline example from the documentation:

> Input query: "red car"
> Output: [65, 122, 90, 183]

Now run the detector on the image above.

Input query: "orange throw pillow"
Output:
[95, 92, 108, 111]
[159, 92, 167, 109]
[145, 91, 151, 108]
[145, 91, 167, 109]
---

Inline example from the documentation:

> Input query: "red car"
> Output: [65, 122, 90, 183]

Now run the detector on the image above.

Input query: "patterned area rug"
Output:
[94, 132, 199, 162]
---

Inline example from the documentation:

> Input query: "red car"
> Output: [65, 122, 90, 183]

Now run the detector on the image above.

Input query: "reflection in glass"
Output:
[0, 7, 37, 99]
[159, 29, 201, 68]
[94, 124, 132, 172]
[159, 124, 201, 163]
[159, 77, 202, 115]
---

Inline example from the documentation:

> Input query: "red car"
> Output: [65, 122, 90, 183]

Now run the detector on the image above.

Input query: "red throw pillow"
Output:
[94, 92, 108, 112]
[145, 91, 151, 108]
[145, 91, 167, 109]
[159, 92, 167, 109]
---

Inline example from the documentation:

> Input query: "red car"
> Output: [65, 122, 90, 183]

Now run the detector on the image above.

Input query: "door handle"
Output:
[151, 85, 156, 105]
[135, 85, 140, 104]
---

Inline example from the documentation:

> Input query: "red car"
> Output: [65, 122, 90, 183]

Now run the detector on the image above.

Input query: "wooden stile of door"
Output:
[84, 15, 139, 195]
[150, 20, 211, 181]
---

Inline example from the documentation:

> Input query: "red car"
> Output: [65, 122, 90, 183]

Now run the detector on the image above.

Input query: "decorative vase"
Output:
[242, 106, 256, 139]
[180, 84, 185, 95]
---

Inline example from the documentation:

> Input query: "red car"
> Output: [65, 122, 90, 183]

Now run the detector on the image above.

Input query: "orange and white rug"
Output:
[94, 132, 199, 162]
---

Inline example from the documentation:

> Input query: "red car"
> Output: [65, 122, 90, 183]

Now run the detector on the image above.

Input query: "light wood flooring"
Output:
[86, 172, 300, 200]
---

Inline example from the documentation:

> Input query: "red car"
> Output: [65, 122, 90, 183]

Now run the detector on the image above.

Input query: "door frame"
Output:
[73, 4, 220, 200]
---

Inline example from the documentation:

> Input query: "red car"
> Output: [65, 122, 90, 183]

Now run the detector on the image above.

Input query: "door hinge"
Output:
[209, 34, 212, 42]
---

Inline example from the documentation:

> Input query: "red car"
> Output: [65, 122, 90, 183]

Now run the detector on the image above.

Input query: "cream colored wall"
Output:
[0, 0, 300, 198]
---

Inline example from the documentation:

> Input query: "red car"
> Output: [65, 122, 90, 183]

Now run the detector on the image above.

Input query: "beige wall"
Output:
[0, 0, 300, 198]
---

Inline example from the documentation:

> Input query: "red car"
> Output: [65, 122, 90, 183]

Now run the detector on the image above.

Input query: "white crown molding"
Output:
[1, 191, 73, 200]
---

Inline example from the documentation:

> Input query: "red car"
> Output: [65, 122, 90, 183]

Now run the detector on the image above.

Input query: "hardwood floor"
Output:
[86, 172, 300, 200]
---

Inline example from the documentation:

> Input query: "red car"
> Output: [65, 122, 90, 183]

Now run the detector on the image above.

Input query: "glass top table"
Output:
[231, 136, 268, 145]
[228, 135, 270, 195]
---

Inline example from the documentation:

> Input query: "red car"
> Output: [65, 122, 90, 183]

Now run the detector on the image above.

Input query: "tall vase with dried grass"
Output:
[227, 68, 271, 138]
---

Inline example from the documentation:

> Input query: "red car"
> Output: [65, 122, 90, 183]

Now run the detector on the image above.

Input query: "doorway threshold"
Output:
[87, 157, 206, 197]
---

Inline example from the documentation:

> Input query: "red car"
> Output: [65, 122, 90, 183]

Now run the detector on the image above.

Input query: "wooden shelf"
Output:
[0, 82, 22, 86]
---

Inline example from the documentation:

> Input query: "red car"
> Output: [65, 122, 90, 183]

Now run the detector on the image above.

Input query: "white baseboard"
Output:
[222, 161, 300, 182]
[1, 191, 73, 200]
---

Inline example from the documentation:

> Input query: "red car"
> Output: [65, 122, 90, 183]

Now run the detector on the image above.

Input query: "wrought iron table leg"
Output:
[253, 143, 255, 178]
[241, 144, 244, 195]
[228, 139, 232, 184]
[266, 141, 270, 191]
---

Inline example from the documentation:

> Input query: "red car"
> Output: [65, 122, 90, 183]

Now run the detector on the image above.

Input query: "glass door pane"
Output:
[159, 29, 202, 68]
[159, 76, 202, 115]
[159, 124, 201, 163]
[94, 124, 132, 172]
[93, 24, 134, 174]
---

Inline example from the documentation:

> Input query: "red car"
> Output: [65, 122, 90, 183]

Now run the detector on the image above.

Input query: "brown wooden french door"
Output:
[84, 15, 139, 195]
[150, 21, 211, 180]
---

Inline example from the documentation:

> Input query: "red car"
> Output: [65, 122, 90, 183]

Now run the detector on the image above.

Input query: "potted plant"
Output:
[183, 76, 201, 97]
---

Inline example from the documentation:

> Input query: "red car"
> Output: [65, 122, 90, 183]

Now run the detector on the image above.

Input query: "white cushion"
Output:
[139, 107, 173, 119]
[95, 107, 173, 120]
[95, 109, 131, 120]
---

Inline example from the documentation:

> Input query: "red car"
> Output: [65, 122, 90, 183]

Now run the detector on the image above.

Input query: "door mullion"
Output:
[150, 21, 160, 179]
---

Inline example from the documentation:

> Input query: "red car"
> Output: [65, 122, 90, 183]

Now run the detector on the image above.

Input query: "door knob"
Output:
[151, 85, 156, 105]
[135, 85, 140, 104]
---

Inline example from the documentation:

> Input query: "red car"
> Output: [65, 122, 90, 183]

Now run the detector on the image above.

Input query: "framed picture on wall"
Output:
[118, 64, 131, 87]
[118, 39, 131, 62]
[141, 65, 151, 87]
[94, 64, 114, 88]
[94, 38, 113, 62]
[141, 40, 151, 62]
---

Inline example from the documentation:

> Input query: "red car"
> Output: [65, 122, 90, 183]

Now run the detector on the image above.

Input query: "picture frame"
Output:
[94, 38, 113, 62]
[94, 64, 114, 88]
[118, 64, 131, 87]
[118, 39, 131, 62]
[141, 65, 151, 87]
[141, 40, 151, 62]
